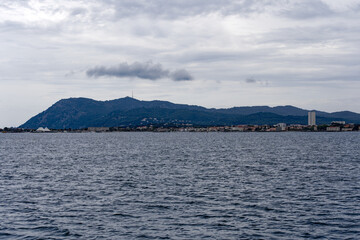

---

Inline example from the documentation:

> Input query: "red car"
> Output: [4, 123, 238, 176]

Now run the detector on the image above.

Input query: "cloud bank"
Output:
[86, 61, 193, 81]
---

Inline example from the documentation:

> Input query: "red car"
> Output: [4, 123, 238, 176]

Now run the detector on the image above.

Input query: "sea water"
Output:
[0, 132, 359, 239]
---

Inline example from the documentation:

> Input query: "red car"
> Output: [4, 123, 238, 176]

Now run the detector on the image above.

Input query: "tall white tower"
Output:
[308, 111, 316, 126]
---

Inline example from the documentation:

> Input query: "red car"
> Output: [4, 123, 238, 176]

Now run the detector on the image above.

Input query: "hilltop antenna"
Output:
[132, 90, 134, 98]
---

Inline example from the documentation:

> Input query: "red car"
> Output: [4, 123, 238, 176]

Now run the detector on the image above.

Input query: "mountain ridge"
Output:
[20, 97, 360, 129]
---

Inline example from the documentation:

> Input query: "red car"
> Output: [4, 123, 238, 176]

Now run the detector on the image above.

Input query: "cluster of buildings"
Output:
[82, 119, 358, 132]
[306, 111, 355, 132]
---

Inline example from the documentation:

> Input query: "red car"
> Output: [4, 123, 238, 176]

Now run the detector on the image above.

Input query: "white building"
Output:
[308, 111, 316, 126]
[327, 126, 340, 132]
[276, 123, 287, 131]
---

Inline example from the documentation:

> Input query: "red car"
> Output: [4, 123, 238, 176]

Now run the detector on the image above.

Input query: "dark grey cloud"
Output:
[245, 78, 257, 83]
[87, 62, 169, 80]
[86, 61, 193, 81]
[171, 69, 193, 81]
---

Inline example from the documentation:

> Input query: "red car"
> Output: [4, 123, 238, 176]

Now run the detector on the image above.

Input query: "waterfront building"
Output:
[231, 126, 244, 131]
[326, 126, 341, 132]
[308, 111, 316, 126]
[276, 123, 287, 131]
[88, 127, 110, 132]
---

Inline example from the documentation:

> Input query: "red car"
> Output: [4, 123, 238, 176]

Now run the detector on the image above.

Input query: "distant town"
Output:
[1, 112, 359, 133]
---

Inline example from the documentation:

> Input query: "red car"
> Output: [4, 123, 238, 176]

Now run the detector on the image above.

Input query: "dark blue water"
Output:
[0, 132, 359, 239]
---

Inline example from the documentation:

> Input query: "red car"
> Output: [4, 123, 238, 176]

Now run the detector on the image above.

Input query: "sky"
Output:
[1, 0, 360, 127]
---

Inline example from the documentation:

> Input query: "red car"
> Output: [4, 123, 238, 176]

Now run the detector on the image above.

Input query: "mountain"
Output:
[20, 97, 360, 129]
[217, 105, 310, 116]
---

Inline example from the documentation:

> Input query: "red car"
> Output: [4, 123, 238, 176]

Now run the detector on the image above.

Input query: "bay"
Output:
[0, 132, 359, 239]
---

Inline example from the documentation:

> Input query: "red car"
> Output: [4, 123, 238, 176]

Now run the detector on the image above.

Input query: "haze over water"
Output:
[1, 132, 359, 239]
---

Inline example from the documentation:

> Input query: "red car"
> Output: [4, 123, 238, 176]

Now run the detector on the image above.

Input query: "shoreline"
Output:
[2, 123, 359, 133]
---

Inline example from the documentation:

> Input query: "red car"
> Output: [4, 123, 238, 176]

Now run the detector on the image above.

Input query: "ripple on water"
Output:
[0, 132, 359, 239]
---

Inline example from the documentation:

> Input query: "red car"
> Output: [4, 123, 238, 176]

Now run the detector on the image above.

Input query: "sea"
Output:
[0, 132, 359, 239]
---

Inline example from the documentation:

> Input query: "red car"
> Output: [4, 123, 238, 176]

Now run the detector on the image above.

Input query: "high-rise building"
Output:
[308, 111, 316, 126]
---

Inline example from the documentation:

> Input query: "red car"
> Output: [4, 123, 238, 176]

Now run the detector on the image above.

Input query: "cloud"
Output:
[91, 0, 343, 20]
[245, 78, 257, 83]
[170, 69, 193, 81]
[280, 0, 333, 19]
[86, 61, 193, 81]
[86, 61, 169, 80]
[245, 77, 270, 87]
[107, 0, 276, 19]
[70, 7, 87, 16]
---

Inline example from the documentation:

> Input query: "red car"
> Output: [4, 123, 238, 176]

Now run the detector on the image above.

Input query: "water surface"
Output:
[0, 132, 359, 239]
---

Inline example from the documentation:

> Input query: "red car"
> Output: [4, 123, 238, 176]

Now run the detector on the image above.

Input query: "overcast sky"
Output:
[1, 0, 360, 127]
